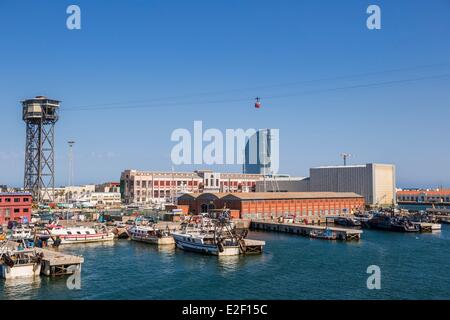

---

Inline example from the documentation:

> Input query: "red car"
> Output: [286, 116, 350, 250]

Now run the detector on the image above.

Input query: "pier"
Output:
[411, 222, 441, 232]
[36, 248, 84, 276]
[242, 239, 265, 254]
[250, 220, 362, 241]
[1, 241, 84, 278]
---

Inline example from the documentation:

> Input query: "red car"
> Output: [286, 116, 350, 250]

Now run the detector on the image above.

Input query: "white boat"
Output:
[431, 223, 441, 231]
[128, 225, 174, 245]
[172, 215, 244, 256]
[0, 244, 43, 279]
[39, 225, 114, 244]
[9, 225, 33, 241]
[172, 232, 241, 256]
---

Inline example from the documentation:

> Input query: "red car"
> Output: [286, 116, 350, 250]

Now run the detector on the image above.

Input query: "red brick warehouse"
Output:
[177, 192, 365, 222]
[0, 192, 32, 225]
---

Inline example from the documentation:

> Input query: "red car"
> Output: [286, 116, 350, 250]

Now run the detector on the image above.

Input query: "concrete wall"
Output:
[255, 177, 310, 192]
[310, 165, 373, 203]
[309, 164, 395, 206]
[371, 163, 396, 206]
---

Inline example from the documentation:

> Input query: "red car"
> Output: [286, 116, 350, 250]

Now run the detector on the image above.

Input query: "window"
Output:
[23, 197, 29, 202]
[14, 198, 20, 202]
[67, 231, 72, 235]
[77, 231, 81, 235]
[85, 231, 90, 235]
[5, 198, 11, 202]
[23, 208, 29, 213]
[14, 208, 20, 213]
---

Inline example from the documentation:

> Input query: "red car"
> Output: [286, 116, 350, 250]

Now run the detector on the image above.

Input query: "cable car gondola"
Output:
[254, 97, 261, 109]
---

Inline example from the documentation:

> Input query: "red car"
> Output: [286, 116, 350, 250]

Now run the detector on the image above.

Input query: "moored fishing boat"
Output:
[0, 242, 43, 279]
[128, 225, 174, 245]
[37, 225, 115, 244]
[172, 231, 241, 256]
[367, 214, 419, 232]
[172, 213, 252, 256]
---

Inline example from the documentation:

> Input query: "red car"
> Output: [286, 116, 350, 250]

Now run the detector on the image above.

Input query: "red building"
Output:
[178, 192, 365, 222]
[0, 193, 32, 225]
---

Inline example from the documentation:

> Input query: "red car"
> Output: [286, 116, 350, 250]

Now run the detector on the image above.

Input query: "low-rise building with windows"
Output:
[0, 192, 32, 225]
[120, 169, 264, 204]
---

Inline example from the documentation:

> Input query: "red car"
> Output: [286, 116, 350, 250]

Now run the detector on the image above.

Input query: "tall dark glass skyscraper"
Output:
[243, 129, 274, 175]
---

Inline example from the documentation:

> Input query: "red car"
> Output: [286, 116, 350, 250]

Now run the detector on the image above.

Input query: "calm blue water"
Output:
[1, 225, 450, 300]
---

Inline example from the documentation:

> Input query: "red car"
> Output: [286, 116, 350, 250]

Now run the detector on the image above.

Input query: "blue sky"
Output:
[0, 0, 449, 188]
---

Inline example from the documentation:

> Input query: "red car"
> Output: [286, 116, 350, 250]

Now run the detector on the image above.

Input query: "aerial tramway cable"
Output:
[60, 62, 450, 112]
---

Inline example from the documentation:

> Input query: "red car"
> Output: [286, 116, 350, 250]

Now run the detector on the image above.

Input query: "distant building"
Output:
[0, 192, 32, 225]
[309, 164, 396, 206]
[96, 182, 120, 193]
[178, 192, 365, 221]
[397, 189, 450, 204]
[254, 163, 396, 206]
[120, 169, 264, 204]
[255, 175, 310, 192]
[77, 192, 122, 208]
[41, 184, 96, 203]
[243, 129, 276, 175]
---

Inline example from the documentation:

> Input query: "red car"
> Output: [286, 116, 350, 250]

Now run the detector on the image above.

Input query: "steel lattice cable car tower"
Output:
[22, 96, 60, 203]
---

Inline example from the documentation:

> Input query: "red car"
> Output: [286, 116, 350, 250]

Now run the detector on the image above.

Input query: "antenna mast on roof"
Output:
[340, 153, 351, 166]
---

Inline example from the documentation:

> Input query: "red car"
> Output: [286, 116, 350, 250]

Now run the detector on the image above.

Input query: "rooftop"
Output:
[311, 163, 394, 169]
[223, 192, 363, 200]
[179, 192, 363, 201]
[0, 192, 32, 197]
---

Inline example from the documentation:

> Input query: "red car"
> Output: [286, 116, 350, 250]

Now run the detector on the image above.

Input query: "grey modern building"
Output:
[255, 163, 396, 206]
[309, 164, 396, 206]
[243, 129, 277, 175]
[255, 175, 310, 192]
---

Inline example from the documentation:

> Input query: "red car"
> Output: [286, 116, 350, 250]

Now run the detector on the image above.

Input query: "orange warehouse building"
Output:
[177, 192, 365, 220]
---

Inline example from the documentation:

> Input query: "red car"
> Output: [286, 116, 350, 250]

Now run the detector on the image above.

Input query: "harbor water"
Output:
[1, 225, 449, 300]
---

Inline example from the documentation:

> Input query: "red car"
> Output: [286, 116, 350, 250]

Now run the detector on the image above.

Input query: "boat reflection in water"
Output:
[217, 255, 240, 274]
[1, 275, 42, 300]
